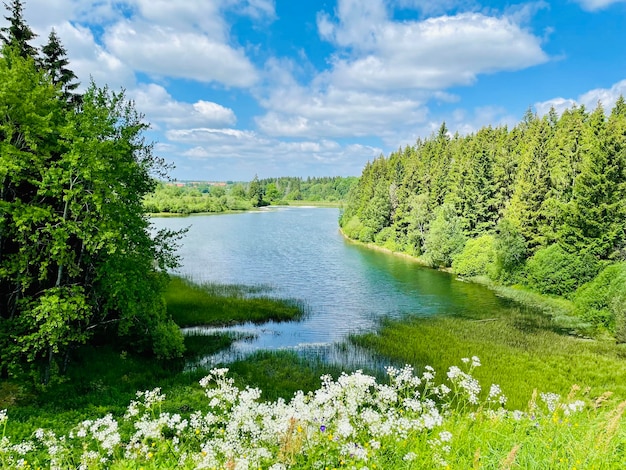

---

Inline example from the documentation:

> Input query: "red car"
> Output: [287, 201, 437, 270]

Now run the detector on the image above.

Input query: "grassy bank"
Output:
[351, 307, 626, 410]
[166, 276, 308, 326]
[0, 277, 318, 439]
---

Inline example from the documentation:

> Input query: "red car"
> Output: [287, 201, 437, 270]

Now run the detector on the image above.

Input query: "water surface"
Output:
[151, 207, 511, 367]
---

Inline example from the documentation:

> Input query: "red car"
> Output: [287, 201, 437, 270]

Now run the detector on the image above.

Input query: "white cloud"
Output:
[534, 97, 578, 116]
[573, 0, 626, 11]
[104, 20, 258, 87]
[163, 127, 381, 178]
[319, 7, 548, 90]
[534, 79, 626, 115]
[47, 21, 135, 90]
[131, 84, 237, 130]
[256, 2, 547, 142]
[257, 85, 427, 138]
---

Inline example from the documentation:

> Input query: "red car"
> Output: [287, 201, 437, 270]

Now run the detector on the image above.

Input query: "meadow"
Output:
[1, 277, 626, 468]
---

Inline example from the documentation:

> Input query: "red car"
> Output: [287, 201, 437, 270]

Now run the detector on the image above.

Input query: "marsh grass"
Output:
[351, 307, 626, 409]
[166, 276, 308, 327]
[226, 350, 345, 401]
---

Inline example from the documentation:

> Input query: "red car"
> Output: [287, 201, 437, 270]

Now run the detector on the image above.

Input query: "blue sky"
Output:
[16, 0, 626, 181]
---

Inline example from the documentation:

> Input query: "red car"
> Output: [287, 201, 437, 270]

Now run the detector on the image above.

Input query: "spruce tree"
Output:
[0, 0, 37, 59]
[41, 29, 81, 106]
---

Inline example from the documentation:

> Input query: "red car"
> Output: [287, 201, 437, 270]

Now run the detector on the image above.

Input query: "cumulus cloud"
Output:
[534, 79, 626, 115]
[256, 0, 547, 141]
[131, 84, 237, 130]
[257, 85, 427, 138]
[24, 0, 265, 89]
[45, 21, 135, 90]
[104, 21, 258, 86]
[318, 5, 548, 90]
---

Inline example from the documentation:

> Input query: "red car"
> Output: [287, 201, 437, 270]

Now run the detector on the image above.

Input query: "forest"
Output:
[340, 103, 626, 338]
[143, 176, 358, 214]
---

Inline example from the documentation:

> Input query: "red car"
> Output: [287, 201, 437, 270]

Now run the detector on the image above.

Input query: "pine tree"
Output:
[41, 29, 81, 106]
[0, 0, 37, 59]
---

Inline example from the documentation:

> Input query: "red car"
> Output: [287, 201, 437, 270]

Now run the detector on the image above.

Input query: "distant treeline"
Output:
[144, 176, 358, 214]
[340, 101, 626, 337]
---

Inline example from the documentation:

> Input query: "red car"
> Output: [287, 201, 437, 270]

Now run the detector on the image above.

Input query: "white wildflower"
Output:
[540, 392, 561, 413]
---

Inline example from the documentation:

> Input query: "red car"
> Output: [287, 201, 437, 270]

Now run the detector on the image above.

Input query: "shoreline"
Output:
[338, 228, 586, 331]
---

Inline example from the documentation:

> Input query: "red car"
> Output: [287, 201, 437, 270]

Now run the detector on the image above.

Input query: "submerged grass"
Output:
[351, 306, 626, 410]
[166, 276, 308, 327]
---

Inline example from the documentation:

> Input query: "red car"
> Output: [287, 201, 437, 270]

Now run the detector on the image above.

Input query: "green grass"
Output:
[0, 277, 317, 440]
[166, 276, 308, 327]
[226, 350, 345, 401]
[350, 306, 626, 410]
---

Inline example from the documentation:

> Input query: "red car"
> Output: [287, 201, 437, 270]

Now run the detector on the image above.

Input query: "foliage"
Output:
[423, 203, 467, 267]
[573, 263, 626, 330]
[40, 29, 80, 106]
[144, 176, 358, 214]
[258, 175, 358, 203]
[0, 0, 37, 58]
[2, 358, 623, 469]
[451, 234, 496, 277]
[526, 243, 600, 297]
[0, 44, 183, 382]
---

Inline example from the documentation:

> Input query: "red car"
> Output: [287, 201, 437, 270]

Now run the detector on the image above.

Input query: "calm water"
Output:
[151, 207, 512, 368]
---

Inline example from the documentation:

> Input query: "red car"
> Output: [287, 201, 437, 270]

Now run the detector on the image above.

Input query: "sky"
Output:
[12, 0, 626, 181]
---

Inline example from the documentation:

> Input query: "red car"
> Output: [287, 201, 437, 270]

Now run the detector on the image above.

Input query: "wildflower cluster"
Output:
[0, 358, 595, 469]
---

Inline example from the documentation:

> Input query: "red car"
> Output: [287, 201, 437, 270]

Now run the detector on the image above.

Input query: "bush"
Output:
[574, 263, 626, 331]
[423, 203, 467, 267]
[452, 235, 496, 277]
[526, 244, 600, 297]
[491, 219, 527, 284]
[375, 226, 399, 251]
[341, 215, 365, 240]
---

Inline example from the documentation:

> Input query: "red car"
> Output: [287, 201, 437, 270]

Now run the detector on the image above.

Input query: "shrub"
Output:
[491, 219, 527, 284]
[574, 263, 626, 331]
[375, 226, 399, 251]
[452, 235, 496, 277]
[341, 215, 364, 240]
[526, 244, 600, 297]
[423, 203, 467, 268]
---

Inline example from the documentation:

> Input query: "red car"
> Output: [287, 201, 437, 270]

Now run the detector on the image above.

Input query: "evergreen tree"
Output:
[0, 0, 37, 59]
[506, 113, 554, 249]
[41, 29, 81, 106]
[560, 101, 626, 259]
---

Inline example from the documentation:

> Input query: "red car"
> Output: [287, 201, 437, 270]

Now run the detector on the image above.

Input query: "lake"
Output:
[150, 207, 514, 368]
